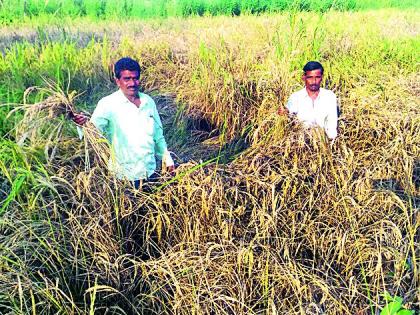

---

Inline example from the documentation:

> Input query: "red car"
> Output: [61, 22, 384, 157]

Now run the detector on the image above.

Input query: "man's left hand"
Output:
[166, 165, 175, 174]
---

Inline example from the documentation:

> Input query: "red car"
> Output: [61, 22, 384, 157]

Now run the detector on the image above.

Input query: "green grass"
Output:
[0, 0, 419, 25]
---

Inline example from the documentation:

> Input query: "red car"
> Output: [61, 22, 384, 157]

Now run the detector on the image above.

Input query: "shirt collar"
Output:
[302, 87, 325, 100]
[116, 89, 131, 103]
[116, 89, 145, 106]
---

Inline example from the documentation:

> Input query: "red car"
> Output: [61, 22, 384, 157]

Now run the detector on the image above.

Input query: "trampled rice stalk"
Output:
[81, 121, 111, 171]
[0, 11, 418, 314]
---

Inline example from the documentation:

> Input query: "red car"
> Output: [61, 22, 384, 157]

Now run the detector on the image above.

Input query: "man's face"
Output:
[115, 70, 140, 98]
[302, 69, 323, 92]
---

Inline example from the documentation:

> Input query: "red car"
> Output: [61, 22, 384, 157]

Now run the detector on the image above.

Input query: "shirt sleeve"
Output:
[151, 101, 173, 166]
[324, 94, 338, 139]
[286, 95, 297, 114]
[90, 100, 110, 139]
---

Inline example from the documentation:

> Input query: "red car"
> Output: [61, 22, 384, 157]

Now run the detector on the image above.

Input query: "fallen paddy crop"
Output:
[0, 9, 419, 315]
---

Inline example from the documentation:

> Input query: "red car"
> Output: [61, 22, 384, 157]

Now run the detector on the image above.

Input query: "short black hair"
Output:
[303, 61, 324, 75]
[114, 57, 141, 79]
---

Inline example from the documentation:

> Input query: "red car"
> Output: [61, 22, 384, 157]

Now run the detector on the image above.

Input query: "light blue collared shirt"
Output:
[90, 89, 173, 180]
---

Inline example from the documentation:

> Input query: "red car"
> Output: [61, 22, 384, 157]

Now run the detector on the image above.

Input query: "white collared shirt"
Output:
[286, 87, 338, 139]
[90, 89, 174, 180]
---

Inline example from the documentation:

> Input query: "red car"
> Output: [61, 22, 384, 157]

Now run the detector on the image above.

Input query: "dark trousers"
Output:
[132, 173, 158, 190]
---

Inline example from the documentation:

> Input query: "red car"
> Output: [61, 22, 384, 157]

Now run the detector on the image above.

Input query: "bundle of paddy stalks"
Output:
[10, 83, 110, 168]
[11, 85, 77, 147]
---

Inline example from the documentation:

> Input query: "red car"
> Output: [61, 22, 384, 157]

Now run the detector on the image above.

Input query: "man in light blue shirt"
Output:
[73, 57, 174, 187]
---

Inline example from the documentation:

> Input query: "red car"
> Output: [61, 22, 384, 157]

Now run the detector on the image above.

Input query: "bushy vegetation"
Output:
[0, 9, 419, 315]
[0, 0, 419, 24]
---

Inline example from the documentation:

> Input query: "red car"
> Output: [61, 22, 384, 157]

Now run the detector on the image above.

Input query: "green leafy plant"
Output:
[380, 292, 415, 315]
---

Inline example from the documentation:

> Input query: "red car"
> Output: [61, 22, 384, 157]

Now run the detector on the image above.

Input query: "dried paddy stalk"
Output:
[9, 82, 110, 169]
[13, 83, 78, 145]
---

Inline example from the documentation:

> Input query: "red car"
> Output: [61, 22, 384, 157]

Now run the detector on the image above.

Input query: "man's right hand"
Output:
[72, 113, 88, 126]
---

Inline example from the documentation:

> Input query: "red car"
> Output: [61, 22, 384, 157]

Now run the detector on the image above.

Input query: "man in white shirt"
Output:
[73, 57, 174, 188]
[279, 61, 338, 140]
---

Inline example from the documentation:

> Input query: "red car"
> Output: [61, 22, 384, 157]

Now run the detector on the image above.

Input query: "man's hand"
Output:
[277, 106, 289, 116]
[72, 113, 88, 126]
[329, 137, 337, 149]
[166, 165, 175, 174]
[163, 151, 175, 175]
